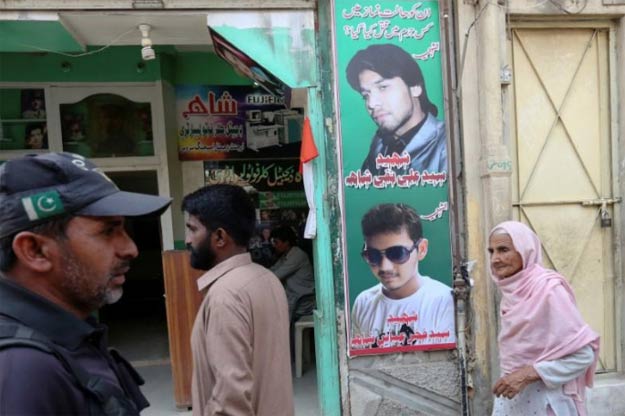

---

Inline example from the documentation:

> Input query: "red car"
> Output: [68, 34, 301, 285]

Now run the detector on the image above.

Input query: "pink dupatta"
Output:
[490, 221, 600, 416]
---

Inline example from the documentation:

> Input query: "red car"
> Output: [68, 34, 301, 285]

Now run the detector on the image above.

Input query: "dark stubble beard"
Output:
[188, 236, 216, 270]
[59, 247, 127, 313]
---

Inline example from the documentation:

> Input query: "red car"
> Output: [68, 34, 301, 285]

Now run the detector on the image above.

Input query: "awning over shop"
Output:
[207, 10, 317, 89]
[0, 13, 85, 53]
[0, 9, 318, 90]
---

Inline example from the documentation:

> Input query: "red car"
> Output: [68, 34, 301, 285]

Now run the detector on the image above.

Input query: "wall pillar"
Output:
[468, 1, 510, 414]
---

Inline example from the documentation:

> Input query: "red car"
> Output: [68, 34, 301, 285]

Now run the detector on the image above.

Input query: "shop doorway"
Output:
[203, 158, 319, 413]
[99, 170, 169, 366]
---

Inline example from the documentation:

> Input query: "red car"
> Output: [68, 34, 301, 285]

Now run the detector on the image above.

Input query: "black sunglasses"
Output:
[361, 241, 419, 266]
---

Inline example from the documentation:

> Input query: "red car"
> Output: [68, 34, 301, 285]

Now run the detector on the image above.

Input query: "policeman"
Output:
[0, 152, 171, 415]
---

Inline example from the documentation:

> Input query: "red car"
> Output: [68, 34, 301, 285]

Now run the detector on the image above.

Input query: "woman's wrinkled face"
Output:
[488, 233, 523, 279]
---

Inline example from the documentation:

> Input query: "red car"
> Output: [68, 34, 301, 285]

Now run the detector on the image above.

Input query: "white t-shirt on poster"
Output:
[351, 275, 456, 347]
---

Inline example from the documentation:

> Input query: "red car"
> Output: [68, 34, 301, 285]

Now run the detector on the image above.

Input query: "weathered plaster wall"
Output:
[507, 0, 625, 15]
[348, 351, 460, 415]
[455, 1, 625, 415]
[453, 1, 506, 414]
[0, 1, 315, 9]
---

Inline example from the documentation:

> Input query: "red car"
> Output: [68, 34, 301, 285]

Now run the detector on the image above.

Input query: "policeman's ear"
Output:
[410, 85, 423, 98]
[416, 238, 428, 261]
[12, 231, 55, 272]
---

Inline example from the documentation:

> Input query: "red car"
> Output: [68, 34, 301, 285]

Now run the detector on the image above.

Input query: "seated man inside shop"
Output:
[270, 225, 315, 322]
[249, 225, 275, 267]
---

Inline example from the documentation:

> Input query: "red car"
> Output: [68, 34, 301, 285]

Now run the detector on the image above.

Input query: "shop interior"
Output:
[103, 171, 170, 366]
[0, 10, 319, 414]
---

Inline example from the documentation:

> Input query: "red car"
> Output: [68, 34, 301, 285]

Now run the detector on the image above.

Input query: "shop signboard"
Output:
[204, 159, 303, 192]
[335, 0, 456, 356]
[176, 85, 302, 161]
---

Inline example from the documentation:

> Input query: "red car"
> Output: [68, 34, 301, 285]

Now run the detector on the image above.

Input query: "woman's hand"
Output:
[492, 365, 541, 400]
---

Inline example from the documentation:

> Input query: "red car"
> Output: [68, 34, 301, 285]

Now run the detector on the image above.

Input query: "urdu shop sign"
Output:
[176, 85, 303, 161]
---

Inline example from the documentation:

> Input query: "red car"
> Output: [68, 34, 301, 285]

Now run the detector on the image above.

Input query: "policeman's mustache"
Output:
[111, 260, 132, 276]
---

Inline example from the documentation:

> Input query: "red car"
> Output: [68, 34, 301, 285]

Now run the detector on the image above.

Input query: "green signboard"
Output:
[259, 191, 307, 209]
[335, 0, 456, 356]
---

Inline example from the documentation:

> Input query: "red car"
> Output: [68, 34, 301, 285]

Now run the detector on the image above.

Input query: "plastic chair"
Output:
[293, 314, 314, 378]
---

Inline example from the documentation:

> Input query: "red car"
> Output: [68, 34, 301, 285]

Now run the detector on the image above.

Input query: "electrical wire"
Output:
[457, 0, 589, 99]
[15, 27, 138, 58]
[456, 1, 499, 100]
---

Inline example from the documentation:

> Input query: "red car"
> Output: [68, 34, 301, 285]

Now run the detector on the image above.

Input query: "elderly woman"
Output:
[488, 221, 600, 416]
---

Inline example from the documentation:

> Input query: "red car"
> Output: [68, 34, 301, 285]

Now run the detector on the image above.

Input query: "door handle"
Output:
[513, 197, 621, 207]
[580, 197, 621, 206]
[580, 197, 621, 228]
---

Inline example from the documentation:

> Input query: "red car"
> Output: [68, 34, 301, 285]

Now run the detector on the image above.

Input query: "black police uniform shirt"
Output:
[0, 277, 149, 415]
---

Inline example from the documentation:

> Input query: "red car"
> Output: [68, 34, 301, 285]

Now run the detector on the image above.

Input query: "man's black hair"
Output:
[346, 43, 438, 117]
[25, 123, 44, 137]
[181, 184, 256, 247]
[0, 215, 72, 272]
[270, 225, 297, 247]
[361, 203, 423, 243]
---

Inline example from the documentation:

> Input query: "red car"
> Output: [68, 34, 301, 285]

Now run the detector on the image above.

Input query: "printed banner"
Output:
[335, 1, 456, 356]
[209, 28, 292, 103]
[176, 85, 303, 161]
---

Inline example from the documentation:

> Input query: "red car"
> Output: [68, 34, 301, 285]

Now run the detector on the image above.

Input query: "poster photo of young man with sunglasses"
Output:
[350, 203, 456, 354]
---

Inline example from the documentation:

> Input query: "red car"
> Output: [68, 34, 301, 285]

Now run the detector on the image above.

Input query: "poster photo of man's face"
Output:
[350, 202, 455, 355]
[345, 43, 447, 175]
[25, 123, 47, 150]
[21, 89, 46, 120]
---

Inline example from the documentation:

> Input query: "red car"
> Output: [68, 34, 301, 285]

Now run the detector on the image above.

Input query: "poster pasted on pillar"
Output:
[335, 1, 456, 356]
[176, 85, 303, 161]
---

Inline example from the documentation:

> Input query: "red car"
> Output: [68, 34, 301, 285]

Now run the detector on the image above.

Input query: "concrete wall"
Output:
[454, 1, 625, 415]
[0, 0, 316, 9]
[453, 1, 509, 413]
[348, 352, 460, 415]
[160, 80, 186, 247]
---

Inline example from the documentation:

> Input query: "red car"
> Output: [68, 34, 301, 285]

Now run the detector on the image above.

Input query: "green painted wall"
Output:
[159, 53, 177, 85]
[173, 52, 251, 85]
[0, 47, 251, 85]
[0, 47, 162, 82]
